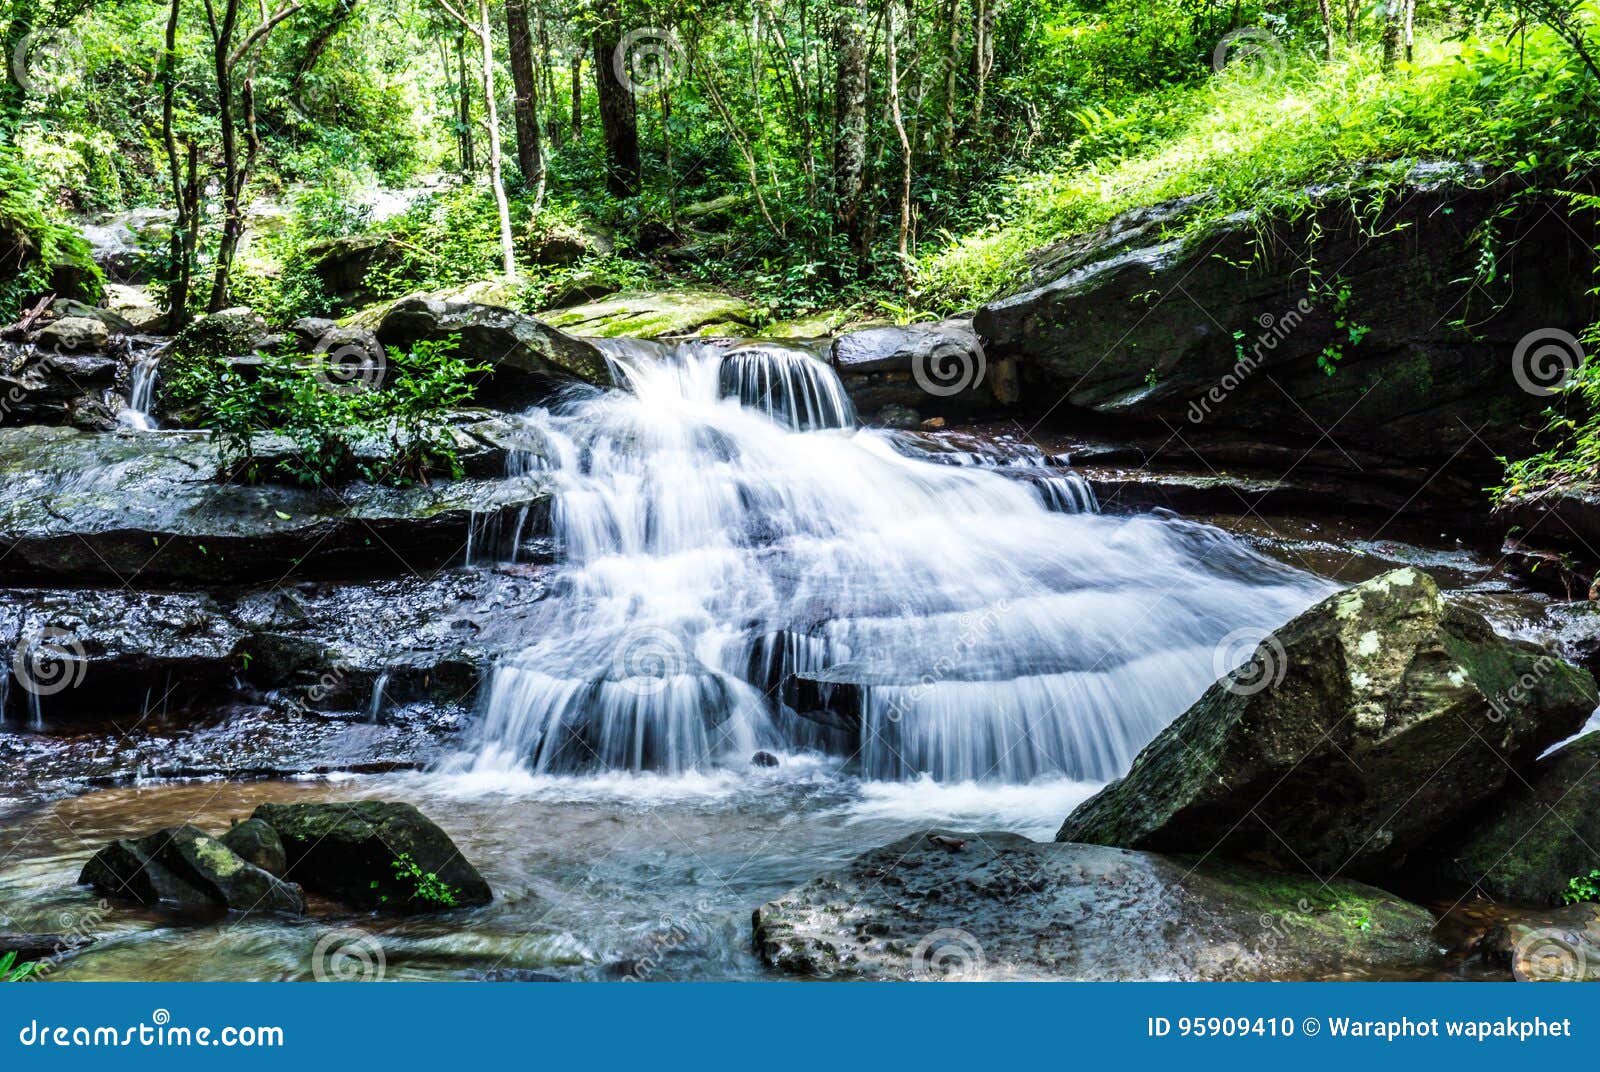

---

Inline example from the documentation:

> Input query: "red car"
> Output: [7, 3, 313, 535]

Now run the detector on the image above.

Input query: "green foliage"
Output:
[390, 853, 460, 909]
[1563, 868, 1600, 905]
[0, 952, 42, 982]
[0, 146, 102, 323]
[171, 336, 487, 489]
[1497, 342, 1600, 503]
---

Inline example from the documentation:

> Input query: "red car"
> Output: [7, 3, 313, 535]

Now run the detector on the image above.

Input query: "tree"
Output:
[832, 0, 870, 267]
[591, 0, 640, 198]
[435, 0, 518, 276]
[201, 0, 304, 312]
[506, 0, 546, 204]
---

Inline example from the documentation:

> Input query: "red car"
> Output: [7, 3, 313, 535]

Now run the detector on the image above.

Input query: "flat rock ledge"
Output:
[753, 832, 1440, 981]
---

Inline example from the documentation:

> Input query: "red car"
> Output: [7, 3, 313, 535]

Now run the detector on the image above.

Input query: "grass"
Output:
[914, 30, 1600, 311]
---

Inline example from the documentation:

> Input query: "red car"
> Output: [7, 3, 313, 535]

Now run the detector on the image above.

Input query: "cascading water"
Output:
[448, 339, 1332, 784]
[117, 339, 166, 430]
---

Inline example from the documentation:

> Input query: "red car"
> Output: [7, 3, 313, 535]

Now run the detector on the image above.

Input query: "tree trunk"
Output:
[1381, 0, 1401, 70]
[472, 0, 517, 276]
[592, 12, 640, 198]
[570, 52, 583, 140]
[938, 0, 959, 160]
[832, 0, 870, 266]
[457, 32, 475, 172]
[207, 0, 243, 312]
[969, 0, 991, 131]
[161, 0, 194, 331]
[1402, 0, 1416, 62]
[505, 0, 545, 202]
[1315, 0, 1335, 60]
[886, 0, 913, 296]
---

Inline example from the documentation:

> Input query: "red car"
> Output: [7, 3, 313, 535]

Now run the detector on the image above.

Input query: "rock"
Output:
[50, 300, 136, 335]
[1494, 487, 1600, 567]
[252, 800, 492, 912]
[79, 207, 176, 284]
[526, 222, 612, 265]
[0, 424, 552, 584]
[1057, 569, 1599, 876]
[1481, 903, 1600, 981]
[287, 316, 339, 348]
[1420, 733, 1600, 906]
[760, 310, 851, 339]
[539, 289, 758, 339]
[220, 818, 288, 877]
[36, 317, 110, 354]
[975, 165, 1599, 477]
[751, 750, 780, 768]
[753, 832, 1440, 980]
[170, 307, 272, 366]
[830, 319, 1014, 421]
[0, 934, 95, 963]
[1, 588, 247, 722]
[376, 296, 608, 408]
[80, 825, 305, 915]
[101, 285, 166, 333]
[305, 235, 405, 306]
[677, 194, 744, 228]
[40, 351, 119, 386]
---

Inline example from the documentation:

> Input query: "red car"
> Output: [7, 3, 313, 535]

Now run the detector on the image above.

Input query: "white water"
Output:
[118, 350, 161, 430]
[445, 339, 1333, 785]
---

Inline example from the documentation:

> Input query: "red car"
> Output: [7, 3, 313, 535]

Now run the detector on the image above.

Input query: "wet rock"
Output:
[525, 221, 612, 265]
[80, 207, 176, 283]
[1058, 569, 1599, 876]
[252, 800, 492, 913]
[36, 317, 110, 354]
[40, 351, 119, 386]
[1420, 733, 1600, 906]
[50, 300, 135, 335]
[831, 319, 1014, 421]
[1481, 902, 1600, 981]
[0, 425, 552, 584]
[539, 289, 758, 339]
[754, 832, 1439, 980]
[1, 588, 246, 722]
[751, 751, 780, 768]
[220, 818, 288, 877]
[975, 166, 1600, 477]
[377, 297, 608, 408]
[101, 285, 165, 333]
[0, 933, 95, 963]
[80, 824, 305, 915]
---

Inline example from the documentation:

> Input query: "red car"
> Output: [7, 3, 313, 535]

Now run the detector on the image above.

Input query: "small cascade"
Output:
[447, 337, 1333, 783]
[117, 339, 167, 430]
[716, 344, 855, 431]
[368, 670, 391, 723]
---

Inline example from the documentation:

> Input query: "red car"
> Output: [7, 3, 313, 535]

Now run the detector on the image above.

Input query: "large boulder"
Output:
[1420, 733, 1600, 906]
[830, 319, 1017, 422]
[35, 316, 109, 354]
[974, 165, 1600, 478]
[304, 235, 405, 307]
[1057, 568, 1598, 876]
[753, 832, 1439, 980]
[377, 296, 608, 408]
[538, 288, 758, 338]
[220, 818, 288, 877]
[80, 825, 305, 914]
[252, 800, 492, 913]
[1479, 902, 1600, 981]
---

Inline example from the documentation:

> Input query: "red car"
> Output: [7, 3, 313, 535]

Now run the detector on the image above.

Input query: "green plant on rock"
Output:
[0, 952, 41, 982]
[390, 853, 461, 909]
[176, 336, 486, 489]
[1562, 868, 1600, 905]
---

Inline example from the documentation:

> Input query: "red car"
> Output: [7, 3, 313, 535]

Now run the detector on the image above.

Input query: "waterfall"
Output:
[368, 670, 392, 724]
[448, 340, 1332, 783]
[118, 341, 165, 430]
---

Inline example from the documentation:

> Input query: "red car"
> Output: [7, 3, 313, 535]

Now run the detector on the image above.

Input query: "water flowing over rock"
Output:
[717, 342, 854, 430]
[1057, 569, 1599, 876]
[538, 288, 758, 338]
[830, 319, 1016, 422]
[753, 832, 1439, 980]
[448, 337, 1331, 782]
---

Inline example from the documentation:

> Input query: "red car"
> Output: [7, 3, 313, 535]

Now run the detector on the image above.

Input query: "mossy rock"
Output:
[538, 289, 759, 338]
[1058, 569, 1599, 876]
[252, 801, 491, 913]
[81, 825, 304, 915]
